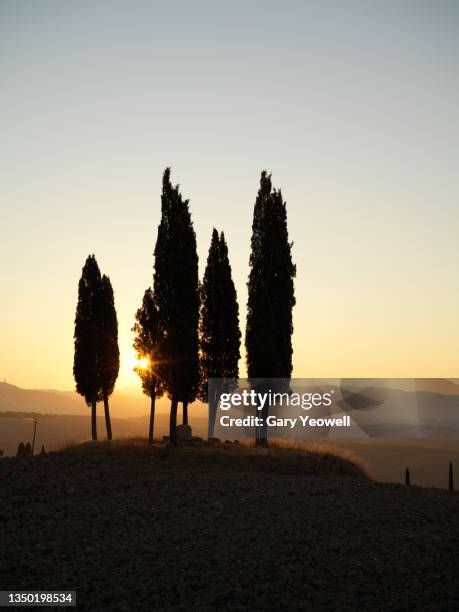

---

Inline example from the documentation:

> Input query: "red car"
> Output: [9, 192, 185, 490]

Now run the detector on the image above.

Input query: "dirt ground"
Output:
[1, 444, 458, 611]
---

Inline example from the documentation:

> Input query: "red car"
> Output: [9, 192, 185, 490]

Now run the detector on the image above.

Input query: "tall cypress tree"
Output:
[199, 229, 241, 438]
[133, 287, 165, 446]
[246, 172, 296, 446]
[73, 255, 103, 441]
[99, 274, 119, 441]
[153, 168, 199, 445]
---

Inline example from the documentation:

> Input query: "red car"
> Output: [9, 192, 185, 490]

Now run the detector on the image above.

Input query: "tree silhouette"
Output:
[16, 442, 25, 457]
[153, 168, 200, 445]
[246, 172, 296, 446]
[73, 255, 103, 440]
[133, 288, 165, 446]
[99, 275, 119, 440]
[199, 229, 241, 438]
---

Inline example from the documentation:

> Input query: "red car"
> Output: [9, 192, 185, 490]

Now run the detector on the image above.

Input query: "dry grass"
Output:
[57, 436, 370, 479]
[52, 437, 80, 452]
[250, 438, 370, 478]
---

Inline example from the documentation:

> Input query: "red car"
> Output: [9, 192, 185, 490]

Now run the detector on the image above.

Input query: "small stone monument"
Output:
[176, 424, 192, 441]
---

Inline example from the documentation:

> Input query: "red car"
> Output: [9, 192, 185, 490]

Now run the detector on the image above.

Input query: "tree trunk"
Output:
[103, 391, 112, 440]
[169, 396, 178, 446]
[255, 388, 269, 448]
[256, 408, 269, 447]
[148, 393, 156, 447]
[208, 388, 218, 440]
[91, 397, 97, 441]
[182, 401, 188, 425]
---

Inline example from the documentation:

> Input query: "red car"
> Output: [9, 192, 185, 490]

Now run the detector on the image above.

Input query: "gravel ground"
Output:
[0, 446, 458, 612]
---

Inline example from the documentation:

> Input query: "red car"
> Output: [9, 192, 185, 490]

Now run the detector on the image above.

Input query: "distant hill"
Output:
[0, 381, 208, 419]
[0, 382, 85, 415]
[374, 378, 459, 396]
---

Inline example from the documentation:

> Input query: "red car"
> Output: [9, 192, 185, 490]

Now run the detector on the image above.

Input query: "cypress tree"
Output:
[199, 229, 241, 438]
[153, 169, 199, 445]
[246, 172, 296, 446]
[99, 275, 119, 441]
[133, 288, 165, 446]
[73, 254, 103, 441]
[17, 442, 25, 457]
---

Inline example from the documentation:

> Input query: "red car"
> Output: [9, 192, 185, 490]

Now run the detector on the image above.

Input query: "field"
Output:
[1, 440, 458, 611]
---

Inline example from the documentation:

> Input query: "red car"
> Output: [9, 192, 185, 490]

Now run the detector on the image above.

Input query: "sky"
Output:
[1, 0, 458, 396]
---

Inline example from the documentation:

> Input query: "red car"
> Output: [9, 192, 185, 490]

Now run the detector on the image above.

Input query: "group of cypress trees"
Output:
[74, 168, 294, 447]
[133, 191, 242, 445]
[132, 168, 294, 446]
[73, 256, 120, 440]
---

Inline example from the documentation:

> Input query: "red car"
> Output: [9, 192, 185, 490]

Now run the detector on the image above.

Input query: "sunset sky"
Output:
[1, 1, 458, 395]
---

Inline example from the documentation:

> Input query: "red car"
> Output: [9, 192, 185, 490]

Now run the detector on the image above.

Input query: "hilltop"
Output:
[1, 440, 458, 611]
